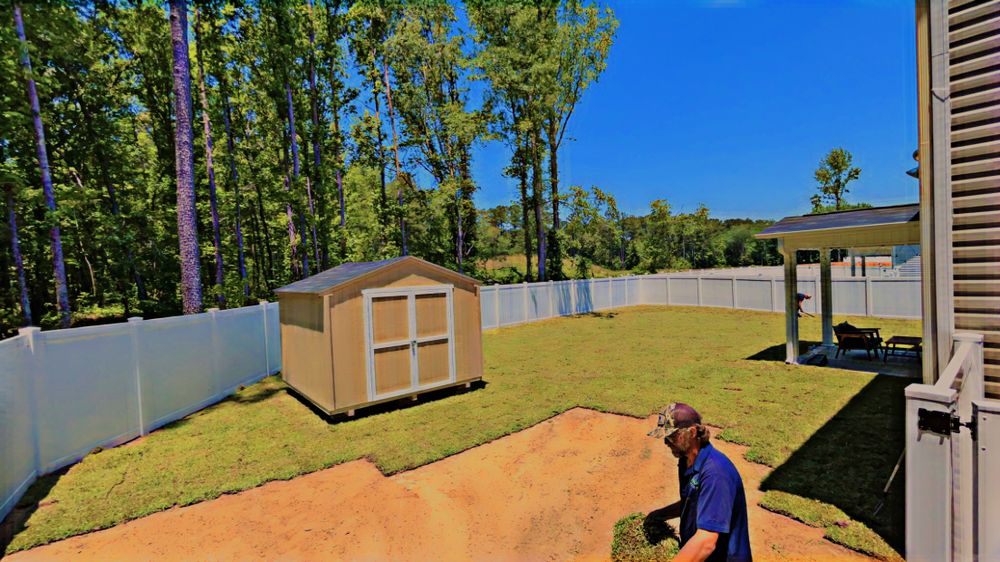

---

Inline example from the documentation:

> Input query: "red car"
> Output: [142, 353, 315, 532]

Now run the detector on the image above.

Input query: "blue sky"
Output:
[469, 0, 919, 220]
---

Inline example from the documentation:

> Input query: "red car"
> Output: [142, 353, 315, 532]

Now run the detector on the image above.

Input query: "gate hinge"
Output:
[917, 408, 978, 440]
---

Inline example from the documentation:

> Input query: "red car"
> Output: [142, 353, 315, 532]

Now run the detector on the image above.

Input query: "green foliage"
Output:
[811, 148, 862, 212]
[610, 513, 679, 562]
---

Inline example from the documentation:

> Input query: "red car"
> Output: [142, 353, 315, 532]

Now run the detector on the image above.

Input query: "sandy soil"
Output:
[9, 408, 865, 561]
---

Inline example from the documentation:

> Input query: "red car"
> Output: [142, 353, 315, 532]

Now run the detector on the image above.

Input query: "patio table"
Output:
[884, 335, 922, 362]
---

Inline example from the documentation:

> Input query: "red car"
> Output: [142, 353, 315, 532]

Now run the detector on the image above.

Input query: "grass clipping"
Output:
[759, 491, 902, 561]
[611, 513, 680, 562]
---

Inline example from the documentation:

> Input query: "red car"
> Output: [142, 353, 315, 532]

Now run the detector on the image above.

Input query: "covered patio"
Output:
[756, 204, 921, 374]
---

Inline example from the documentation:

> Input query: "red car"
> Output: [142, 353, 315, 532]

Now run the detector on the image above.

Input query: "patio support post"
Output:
[780, 241, 799, 364]
[820, 248, 833, 346]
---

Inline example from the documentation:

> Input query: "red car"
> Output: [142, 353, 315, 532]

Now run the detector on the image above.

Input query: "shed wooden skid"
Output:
[275, 256, 484, 416]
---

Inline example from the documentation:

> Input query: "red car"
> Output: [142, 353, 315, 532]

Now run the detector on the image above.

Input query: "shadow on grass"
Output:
[759, 375, 910, 554]
[0, 470, 65, 554]
[745, 341, 821, 361]
[285, 380, 489, 424]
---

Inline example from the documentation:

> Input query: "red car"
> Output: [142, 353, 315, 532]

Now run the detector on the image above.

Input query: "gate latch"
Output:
[917, 408, 977, 440]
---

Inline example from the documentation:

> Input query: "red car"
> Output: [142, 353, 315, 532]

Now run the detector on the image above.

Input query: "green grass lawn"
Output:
[3, 305, 920, 556]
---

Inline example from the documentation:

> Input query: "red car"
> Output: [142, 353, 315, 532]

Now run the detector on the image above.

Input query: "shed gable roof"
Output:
[274, 256, 478, 295]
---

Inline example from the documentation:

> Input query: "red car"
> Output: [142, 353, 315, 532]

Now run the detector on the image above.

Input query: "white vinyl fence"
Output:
[0, 302, 280, 522]
[1, 272, 919, 525]
[479, 273, 921, 329]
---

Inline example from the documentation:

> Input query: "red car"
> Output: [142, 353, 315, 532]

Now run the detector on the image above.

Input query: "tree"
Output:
[169, 0, 202, 314]
[543, 1, 616, 280]
[13, 4, 71, 327]
[812, 147, 861, 212]
[194, 5, 224, 305]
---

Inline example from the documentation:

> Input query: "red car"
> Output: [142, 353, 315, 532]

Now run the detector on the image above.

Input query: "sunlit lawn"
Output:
[4, 305, 920, 556]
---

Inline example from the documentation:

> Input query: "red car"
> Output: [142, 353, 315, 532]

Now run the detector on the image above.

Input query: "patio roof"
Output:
[755, 203, 920, 252]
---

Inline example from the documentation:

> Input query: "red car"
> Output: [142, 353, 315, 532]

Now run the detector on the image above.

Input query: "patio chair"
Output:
[834, 322, 884, 360]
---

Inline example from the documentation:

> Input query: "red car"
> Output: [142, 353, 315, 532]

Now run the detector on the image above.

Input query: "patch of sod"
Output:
[759, 491, 902, 561]
[611, 513, 679, 562]
[3, 306, 920, 554]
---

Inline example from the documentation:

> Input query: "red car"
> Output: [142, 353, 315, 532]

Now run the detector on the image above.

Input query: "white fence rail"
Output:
[479, 274, 921, 329]
[0, 302, 280, 522]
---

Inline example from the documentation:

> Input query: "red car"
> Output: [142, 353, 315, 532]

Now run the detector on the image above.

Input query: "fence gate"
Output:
[363, 285, 455, 401]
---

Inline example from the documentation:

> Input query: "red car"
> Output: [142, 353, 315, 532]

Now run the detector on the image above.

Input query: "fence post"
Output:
[522, 282, 529, 323]
[608, 277, 612, 310]
[865, 277, 873, 317]
[207, 308, 222, 398]
[697, 277, 703, 307]
[547, 281, 554, 318]
[666, 277, 671, 305]
[18, 326, 43, 475]
[494, 286, 501, 327]
[259, 300, 270, 376]
[126, 317, 146, 437]
[570, 279, 577, 314]
[770, 278, 778, 312]
[731, 277, 738, 309]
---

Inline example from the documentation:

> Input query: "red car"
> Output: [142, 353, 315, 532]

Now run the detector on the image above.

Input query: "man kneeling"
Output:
[647, 403, 752, 562]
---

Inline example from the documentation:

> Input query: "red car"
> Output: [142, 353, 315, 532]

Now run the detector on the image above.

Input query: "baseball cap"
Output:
[648, 403, 702, 439]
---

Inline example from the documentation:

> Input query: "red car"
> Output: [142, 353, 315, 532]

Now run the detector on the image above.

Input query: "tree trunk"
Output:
[14, 4, 71, 326]
[518, 137, 533, 282]
[546, 115, 562, 280]
[195, 7, 224, 306]
[325, 0, 347, 259]
[383, 60, 407, 256]
[531, 122, 546, 281]
[222, 91, 248, 298]
[5, 188, 31, 326]
[306, 0, 325, 268]
[167, 0, 202, 314]
[372, 65, 388, 237]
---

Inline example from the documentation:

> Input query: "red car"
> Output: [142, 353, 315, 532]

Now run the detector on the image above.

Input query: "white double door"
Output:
[363, 285, 456, 401]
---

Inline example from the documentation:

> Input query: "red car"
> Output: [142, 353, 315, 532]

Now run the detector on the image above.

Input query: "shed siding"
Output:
[328, 263, 482, 412]
[279, 294, 334, 410]
[948, 0, 1000, 398]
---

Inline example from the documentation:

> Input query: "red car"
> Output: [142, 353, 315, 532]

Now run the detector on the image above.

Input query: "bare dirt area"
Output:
[9, 409, 866, 561]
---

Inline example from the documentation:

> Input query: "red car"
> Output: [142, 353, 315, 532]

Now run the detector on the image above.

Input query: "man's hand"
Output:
[672, 529, 719, 562]
[647, 500, 682, 522]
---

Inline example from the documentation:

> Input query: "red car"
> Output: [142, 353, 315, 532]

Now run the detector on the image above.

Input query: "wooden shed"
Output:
[274, 256, 483, 416]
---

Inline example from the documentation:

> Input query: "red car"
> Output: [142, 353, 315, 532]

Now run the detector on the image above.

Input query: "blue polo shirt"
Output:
[678, 443, 752, 562]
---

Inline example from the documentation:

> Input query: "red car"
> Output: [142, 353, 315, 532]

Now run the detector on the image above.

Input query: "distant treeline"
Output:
[478, 187, 781, 283]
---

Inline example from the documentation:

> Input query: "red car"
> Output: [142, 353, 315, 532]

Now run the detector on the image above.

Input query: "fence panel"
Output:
[575, 280, 594, 313]
[832, 279, 867, 316]
[611, 278, 628, 308]
[138, 315, 217, 432]
[976, 400, 1000, 561]
[670, 278, 699, 305]
[528, 284, 552, 321]
[591, 279, 611, 310]
[870, 280, 922, 318]
[480, 287, 498, 329]
[735, 279, 772, 311]
[553, 281, 574, 316]
[265, 302, 281, 373]
[215, 307, 269, 392]
[702, 278, 735, 308]
[640, 277, 667, 305]
[35, 324, 140, 472]
[498, 285, 526, 326]
[0, 336, 35, 522]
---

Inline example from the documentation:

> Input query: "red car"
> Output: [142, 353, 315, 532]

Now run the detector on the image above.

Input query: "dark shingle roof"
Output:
[756, 204, 919, 239]
[274, 257, 408, 294]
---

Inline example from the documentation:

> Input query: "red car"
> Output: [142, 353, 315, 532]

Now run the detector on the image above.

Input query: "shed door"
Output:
[364, 285, 455, 401]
